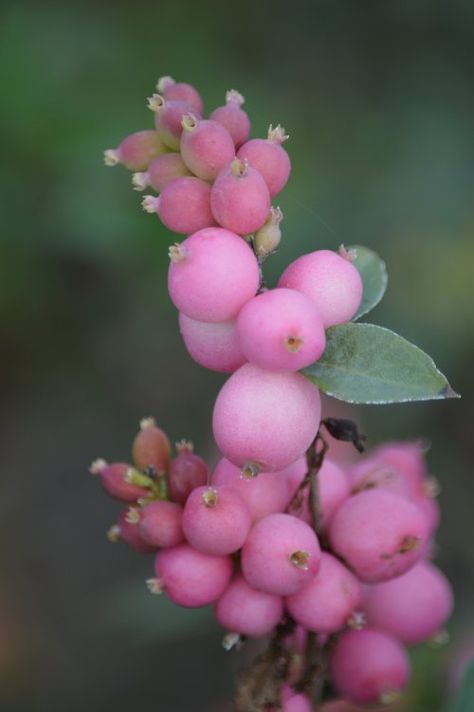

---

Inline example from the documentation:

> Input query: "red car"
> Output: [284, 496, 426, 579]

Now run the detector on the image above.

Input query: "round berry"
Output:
[211, 159, 271, 235]
[148, 94, 200, 150]
[132, 417, 170, 474]
[114, 509, 156, 553]
[329, 629, 410, 704]
[139, 500, 184, 548]
[209, 90, 251, 149]
[156, 76, 204, 115]
[278, 248, 363, 327]
[213, 363, 321, 473]
[132, 153, 192, 192]
[104, 130, 167, 171]
[241, 513, 321, 595]
[90, 460, 151, 502]
[182, 485, 251, 555]
[178, 313, 246, 373]
[180, 114, 235, 181]
[168, 227, 259, 322]
[236, 287, 326, 371]
[237, 124, 291, 198]
[168, 440, 208, 505]
[142, 177, 215, 234]
[214, 574, 283, 637]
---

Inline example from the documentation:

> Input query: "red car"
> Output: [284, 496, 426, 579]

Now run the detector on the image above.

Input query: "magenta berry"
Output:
[329, 628, 410, 704]
[365, 560, 453, 645]
[168, 227, 259, 322]
[132, 153, 192, 192]
[213, 363, 321, 472]
[278, 248, 363, 328]
[236, 287, 326, 372]
[142, 176, 215, 234]
[110, 509, 156, 553]
[148, 94, 200, 150]
[209, 90, 251, 149]
[168, 440, 208, 505]
[152, 543, 233, 607]
[286, 552, 362, 634]
[237, 124, 291, 198]
[156, 76, 204, 115]
[212, 458, 290, 522]
[241, 513, 321, 596]
[178, 313, 246, 373]
[132, 417, 171, 474]
[139, 500, 185, 548]
[214, 574, 283, 637]
[104, 130, 167, 171]
[210, 159, 271, 235]
[180, 114, 235, 181]
[90, 459, 151, 502]
[282, 690, 313, 712]
[329, 489, 429, 583]
[182, 485, 251, 555]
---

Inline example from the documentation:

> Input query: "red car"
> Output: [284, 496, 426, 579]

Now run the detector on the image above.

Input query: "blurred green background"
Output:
[1, 0, 473, 710]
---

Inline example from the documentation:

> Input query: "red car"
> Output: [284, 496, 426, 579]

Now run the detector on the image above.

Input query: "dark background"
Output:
[1, 1, 473, 710]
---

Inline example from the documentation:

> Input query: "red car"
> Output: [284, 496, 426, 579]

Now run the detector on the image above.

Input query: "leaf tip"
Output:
[439, 384, 461, 399]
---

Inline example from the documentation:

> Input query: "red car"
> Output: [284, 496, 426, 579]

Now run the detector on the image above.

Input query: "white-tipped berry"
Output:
[156, 75, 175, 93]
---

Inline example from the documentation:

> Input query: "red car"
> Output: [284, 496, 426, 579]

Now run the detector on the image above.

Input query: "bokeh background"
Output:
[1, 1, 473, 710]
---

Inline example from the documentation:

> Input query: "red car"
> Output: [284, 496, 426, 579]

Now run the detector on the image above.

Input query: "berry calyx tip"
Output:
[267, 124, 289, 144]
[230, 158, 248, 178]
[132, 172, 149, 191]
[156, 75, 175, 93]
[225, 89, 245, 106]
[89, 458, 107, 475]
[168, 243, 187, 263]
[103, 149, 119, 166]
[147, 93, 165, 113]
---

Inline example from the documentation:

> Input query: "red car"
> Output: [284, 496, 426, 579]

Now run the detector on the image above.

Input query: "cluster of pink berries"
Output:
[102, 78, 453, 710]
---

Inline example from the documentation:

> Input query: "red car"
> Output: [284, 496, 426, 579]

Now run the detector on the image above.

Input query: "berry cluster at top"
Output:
[101, 77, 453, 711]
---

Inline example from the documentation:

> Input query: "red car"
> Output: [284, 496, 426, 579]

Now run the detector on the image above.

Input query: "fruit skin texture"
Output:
[158, 77, 204, 115]
[154, 543, 233, 607]
[182, 485, 251, 555]
[180, 117, 236, 181]
[329, 628, 410, 704]
[93, 461, 151, 502]
[168, 442, 209, 505]
[237, 127, 291, 197]
[168, 227, 259, 323]
[148, 176, 215, 234]
[132, 418, 170, 474]
[210, 160, 271, 235]
[364, 560, 454, 645]
[209, 90, 250, 149]
[329, 489, 429, 583]
[133, 153, 192, 192]
[241, 513, 321, 596]
[104, 130, 168, 171]
[212, 457, 290, 522]
[278, 249, 363, 327]
[178, 313, 246, 373]
[139, 500, 185, 548]
[214, 574, 283, 637]
[213, 363, 321, 472]
[286, 552, 362, 634]
[236, 287, 326, 372]
[153, 97, 201, 150]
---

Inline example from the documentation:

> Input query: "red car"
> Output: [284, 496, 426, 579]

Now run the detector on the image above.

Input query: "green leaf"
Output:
[349, 244, 388, 320]
[450, 661, 474, 712]
[302, 323, 460, 404]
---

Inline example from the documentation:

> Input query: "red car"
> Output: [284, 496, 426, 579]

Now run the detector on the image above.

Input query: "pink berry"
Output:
[329, 489, 429, 583]
[142, 177, 215, 234]
[236, 287, 326, 371]
[168, 227, 259, 322]
[90, 460, 151, 502]
[139, 500, 185, 548]
[104, 130, 167, 171]
[210, 159, 271, 235]
[209, 90, 251, 149]
[241, 513, 321, 595]
[213, 363, 321, 473]
[182, 485, 251, 555]
[286, 552, 362, 634]
[349, 440, 428, 499]
[148, 94, 200, 150]
[237, 124, 291, 198]
[112, 509, 156, 553]
[132, 153, 192, 192]
[329, 629, 410, 704]
[214, 574, 283, 637]
[153, 543, 233, 607]
[212, 458, 290, 522]
[156, 76, 204, 115]
[282, 691, 313, 712]
[278, 248, 363, 327]
[132, 417, 171, 474]
[180, 114, 235, 181]
[178, 313, 246, 373]
[365, 560, 453, 645]
[168, 440, 209, 505]
[290, 458, 350, 530]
